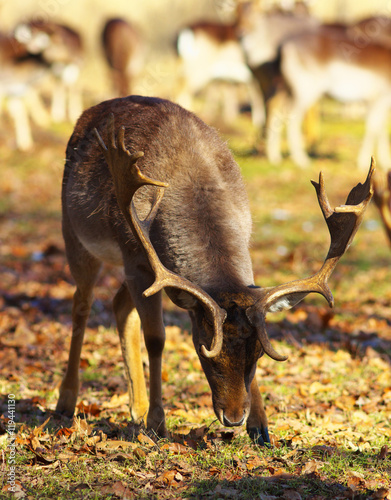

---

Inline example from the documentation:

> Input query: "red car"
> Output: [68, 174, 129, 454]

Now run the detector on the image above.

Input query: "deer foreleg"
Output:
[56, 224, 101, 417]
[266, 92, 286, 165]
[7, 96, 33, 151]
[287, 102, 311, 168]
[246, 376, 270, 446]
[56, 286, 95, 416]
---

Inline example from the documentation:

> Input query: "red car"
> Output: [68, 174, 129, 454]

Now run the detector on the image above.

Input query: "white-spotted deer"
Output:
[101, 18, 144, 97]
[176, 20, 264, 126]
[0, 30, 50, 150]
[257, 25, 391, 168]
[14, 20, 84, 123]
[56, 95, 373, 444]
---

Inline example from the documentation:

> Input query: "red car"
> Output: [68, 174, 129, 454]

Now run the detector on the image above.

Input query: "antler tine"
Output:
[95, 115, 226, 358]
[312, 156, 375, 286]
[248, 159, 375, 361]
[373, 167, 391, 244]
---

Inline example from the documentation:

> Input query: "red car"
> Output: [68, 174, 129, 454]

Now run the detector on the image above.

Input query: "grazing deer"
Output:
[176, 21, 264, 126]
[56, 95, 373, 444]
[261, 25, 391, 168]
[0, 30, 50, 150]
[101, 18, 144, 97]
[14, 20, 84, 123]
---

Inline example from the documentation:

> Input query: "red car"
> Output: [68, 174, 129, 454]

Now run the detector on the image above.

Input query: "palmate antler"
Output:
[94, 115, 226, 357]
[373, 168, 391, 244]
[95, 115, 374, 363]
[247, 158, 375, 361]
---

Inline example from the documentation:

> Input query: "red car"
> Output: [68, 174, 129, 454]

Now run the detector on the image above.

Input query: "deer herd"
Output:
[4, 4, 391, 444]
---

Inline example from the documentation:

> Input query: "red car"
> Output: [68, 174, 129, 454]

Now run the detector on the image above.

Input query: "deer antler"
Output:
[247, 158, 375, 361]
[94, 115, 226, 358]
[373, 168, 391, 244]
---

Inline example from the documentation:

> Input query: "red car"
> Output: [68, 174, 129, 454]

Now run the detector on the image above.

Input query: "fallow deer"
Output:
[238, 4, 320, 147]
[14, 20, 84, 123]
[256, 25, 391, 168]
[176, 20, 264, 126]
[101, 18, 144, 97]
[56, 95, 373, 444]
[0, 30, 50, 150]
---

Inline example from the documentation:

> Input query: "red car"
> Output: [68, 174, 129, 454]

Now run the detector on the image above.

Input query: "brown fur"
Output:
[102, 19, 143, 97]
[189, 21, 238, 44]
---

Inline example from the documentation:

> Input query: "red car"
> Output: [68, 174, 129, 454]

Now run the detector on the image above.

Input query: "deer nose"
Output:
[222, 411, 246, 427]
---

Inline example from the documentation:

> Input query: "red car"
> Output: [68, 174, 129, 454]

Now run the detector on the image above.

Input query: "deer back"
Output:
[63, 95, 254, 292]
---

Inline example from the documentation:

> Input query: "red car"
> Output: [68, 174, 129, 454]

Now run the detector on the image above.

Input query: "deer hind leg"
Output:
[246, 376, 270, 446]
[126, 276, 167, 437]
[113, 283, 149, 425]
[56, 229, 101, 417]
[358, 96, 391, 170]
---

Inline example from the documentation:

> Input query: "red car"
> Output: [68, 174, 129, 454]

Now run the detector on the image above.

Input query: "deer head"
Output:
[94, 115, 374, 431]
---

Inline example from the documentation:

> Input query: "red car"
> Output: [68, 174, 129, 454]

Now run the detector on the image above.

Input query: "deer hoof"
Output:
[55, 389, 77, 417]
[247, 426, 271, 447]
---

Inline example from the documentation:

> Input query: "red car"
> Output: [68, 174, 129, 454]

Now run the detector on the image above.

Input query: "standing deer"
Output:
[14, 20, 84, 123]
[101, 18, 144, 97]
[176, 20, 264, 126]
[0, 30, 50, 150]
[56, 95, 373, 444]
[259, 25, 391, 168]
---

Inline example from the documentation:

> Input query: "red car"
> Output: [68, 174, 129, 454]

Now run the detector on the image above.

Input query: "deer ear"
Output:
[260, 283, 333, 313]
[165, 289, 198, 310]
[263, 290, 309, 313]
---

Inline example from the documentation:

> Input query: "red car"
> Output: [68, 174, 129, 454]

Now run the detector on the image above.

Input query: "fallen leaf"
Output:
[96, 439, 137, 451]
[102, 393, 129, 409]
[101, 481, 133, 499]
[33, 417, 51, 436]
[55, 427, 74, 439]
[247, 455, 266, 470]
[76, 401, 101, 416]
[302, 460, 319, 475]
[156, 469, 183, 488]
[283, 489, 302, 500]
[137, 433, 156, 447]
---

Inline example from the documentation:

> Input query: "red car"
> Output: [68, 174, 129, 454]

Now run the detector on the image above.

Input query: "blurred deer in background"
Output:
[101, 18, 144, 97]
[56, 95, 373, 444]
[14, 20, 84, 123]
[373, 170, 391, 244]
[262, 25, 391, 168]
[238, 3, 320, 150]
[176, 20, 264, 127]
[0, 30, 50, 150]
